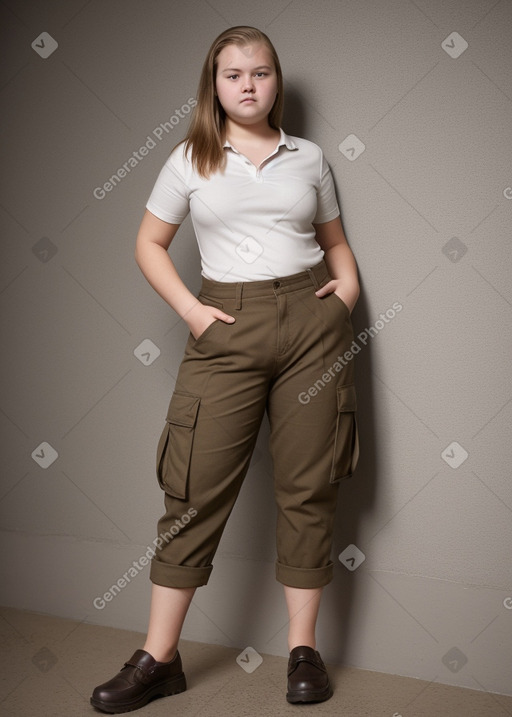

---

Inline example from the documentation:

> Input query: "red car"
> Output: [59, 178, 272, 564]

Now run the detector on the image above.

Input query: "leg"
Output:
[90, 584, 189, 713]
[284, 584, 333, 704]
[91, 314, 268, 713]
[142, 583, 196, 662]
[266, 274, 358, 704]
[283, 584, 323, 651]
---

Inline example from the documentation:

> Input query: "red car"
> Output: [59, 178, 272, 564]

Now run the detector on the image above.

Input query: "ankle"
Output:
[288, 641, 316, 652]
[142, 645, 178, 663]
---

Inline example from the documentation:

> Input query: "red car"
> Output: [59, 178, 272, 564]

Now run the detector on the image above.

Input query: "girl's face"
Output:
[215, 42, 278, 128]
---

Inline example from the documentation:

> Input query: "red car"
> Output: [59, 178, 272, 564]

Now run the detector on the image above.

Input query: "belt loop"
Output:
[307, 267, 320, 289]
[235, 282, 243, 310]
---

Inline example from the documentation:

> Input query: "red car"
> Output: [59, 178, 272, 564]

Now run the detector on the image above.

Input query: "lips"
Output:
[240, 98, 256, 103]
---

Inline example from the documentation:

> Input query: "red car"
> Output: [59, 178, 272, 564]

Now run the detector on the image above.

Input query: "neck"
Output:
[224, 118, 279, 144]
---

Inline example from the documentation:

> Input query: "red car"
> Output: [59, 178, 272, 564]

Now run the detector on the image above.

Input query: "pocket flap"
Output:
[166, 392, 200, 427]
[336, 383, 357, 413]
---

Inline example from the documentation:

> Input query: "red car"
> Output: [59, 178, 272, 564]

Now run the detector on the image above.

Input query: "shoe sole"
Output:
[90, 673, 186, 714]
[286, 685, 333, 704]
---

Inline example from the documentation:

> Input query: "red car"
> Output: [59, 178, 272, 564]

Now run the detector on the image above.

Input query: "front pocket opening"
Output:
[193, 317, 221, 346]
[330, 383, 360, 483]
[192, 295, 225, 346]
[329, 291, 349, 315]
[156, 392, 201, 499]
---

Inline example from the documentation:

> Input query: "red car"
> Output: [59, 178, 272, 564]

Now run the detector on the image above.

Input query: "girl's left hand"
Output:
[315, 280, 357, 314]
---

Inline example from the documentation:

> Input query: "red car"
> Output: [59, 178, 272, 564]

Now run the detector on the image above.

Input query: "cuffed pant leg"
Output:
[150, 561, 212, 589]
[275, 561, 334, 589]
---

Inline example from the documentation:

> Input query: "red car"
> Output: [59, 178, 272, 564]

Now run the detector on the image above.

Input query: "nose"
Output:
[242, 75, 255, 92]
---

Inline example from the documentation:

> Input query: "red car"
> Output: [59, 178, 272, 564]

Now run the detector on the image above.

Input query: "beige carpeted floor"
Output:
[0, 607, 510, 716]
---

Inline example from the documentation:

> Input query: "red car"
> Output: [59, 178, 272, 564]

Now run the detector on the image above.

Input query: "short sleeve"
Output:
[313, 153, 340, 224]
[145, 145, 191, 224]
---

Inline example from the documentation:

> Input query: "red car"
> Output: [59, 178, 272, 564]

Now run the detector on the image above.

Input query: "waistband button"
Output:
[273, 280, 281, 289]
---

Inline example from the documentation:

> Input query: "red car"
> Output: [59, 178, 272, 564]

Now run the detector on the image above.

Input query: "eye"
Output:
[227, 74, 239, 80]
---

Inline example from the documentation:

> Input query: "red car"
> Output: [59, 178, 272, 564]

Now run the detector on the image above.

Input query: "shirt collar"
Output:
[223, 127, 297, 152]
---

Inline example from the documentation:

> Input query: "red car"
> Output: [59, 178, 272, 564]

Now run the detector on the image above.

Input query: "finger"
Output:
[315, 282, 335, 297]
[217, 311, 236, 324]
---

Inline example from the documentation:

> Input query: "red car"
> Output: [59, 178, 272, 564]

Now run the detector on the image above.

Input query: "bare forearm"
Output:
[322, 242, 360, 306]
[135, 238, 235, 338]
[135, 242, 199, 321]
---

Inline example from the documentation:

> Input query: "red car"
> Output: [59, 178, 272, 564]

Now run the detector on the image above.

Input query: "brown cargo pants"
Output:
[149, 259, 359, 589]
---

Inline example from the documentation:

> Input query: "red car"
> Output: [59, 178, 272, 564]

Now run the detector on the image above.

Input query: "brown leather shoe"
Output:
[90, 648, 186, 713]
[286, 645, 333, 703]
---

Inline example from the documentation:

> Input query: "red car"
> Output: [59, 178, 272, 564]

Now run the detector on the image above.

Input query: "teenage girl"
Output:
[91, 25, 360, 713]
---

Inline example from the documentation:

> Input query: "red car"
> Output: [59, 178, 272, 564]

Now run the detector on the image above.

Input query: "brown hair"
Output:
[173, 26, 284, 179]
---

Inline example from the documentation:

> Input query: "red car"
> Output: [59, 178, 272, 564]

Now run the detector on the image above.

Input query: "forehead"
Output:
[216, 42, 273, 69]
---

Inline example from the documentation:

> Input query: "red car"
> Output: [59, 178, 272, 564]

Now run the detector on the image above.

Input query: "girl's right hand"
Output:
[186, 302, 235, 341]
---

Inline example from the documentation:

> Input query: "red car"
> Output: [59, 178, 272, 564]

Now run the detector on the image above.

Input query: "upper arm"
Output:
[313, 215, 349, 253]
[135, 209, 181, 253]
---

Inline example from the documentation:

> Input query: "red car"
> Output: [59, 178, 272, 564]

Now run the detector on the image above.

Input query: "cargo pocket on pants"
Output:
[156, 392, 201, 500]
[330, 383, 360, 483]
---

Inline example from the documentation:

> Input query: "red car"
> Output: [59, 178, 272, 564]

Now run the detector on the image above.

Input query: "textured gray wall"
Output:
[1, 0, 511, 706]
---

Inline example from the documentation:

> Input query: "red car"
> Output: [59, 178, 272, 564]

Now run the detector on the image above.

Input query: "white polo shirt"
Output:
[146, 127, 340, 281]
